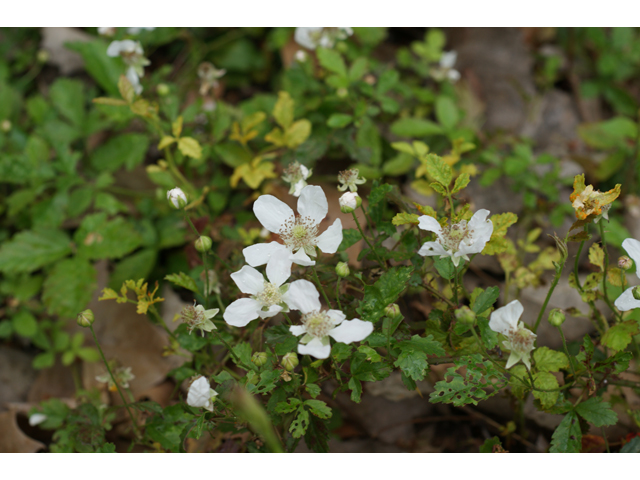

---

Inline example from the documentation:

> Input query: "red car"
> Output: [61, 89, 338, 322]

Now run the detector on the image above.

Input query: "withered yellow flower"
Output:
[569, 174, 621, 221]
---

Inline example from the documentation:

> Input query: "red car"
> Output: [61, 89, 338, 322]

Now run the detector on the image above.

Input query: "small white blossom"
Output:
[282, 161, 312, 197]
[180, 302, 219, 336]
[243, 185, 343, 268]
[96, 366, 135, 391]
[294, 50, 308, 62]
[187, 376, 218, 412]
[167, 187, 188, 209]
[127, 27, 155, 35]
[417, 209, 493, 267]
[294, 27, 353, 50]
[339, 192, 360, 213]
[615, 238, 640, 311]
[106, 40, 150, 94]
[431, 51, 461, 83]
[489, 300, 536, 370]
[338, 169, 366, 192]
[286, 282, 373, 359]
[97, 27, 116, 37]
[29, 413, 47, 427]
[198, 62, 226, 96]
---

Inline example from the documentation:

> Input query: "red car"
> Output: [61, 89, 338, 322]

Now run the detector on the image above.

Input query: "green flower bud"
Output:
[548, 308, 565, 327]
[336, 262, 350, 278]
[384, 303, 402, 321]
[618, 256, 633, 271]
[77, 309, 95, 327]
[156, 83, 170, 96]
[339, 192, 362, 213]
[337, 87, 348, 98]
[454, 305, 476, 325]
[1, 120, 11, 132]
[195, 235, 213, 253]
[167, 187, 188, 209]
[251, 352, 268, 367]
[36, 49, 49, 64]
[633, 286, 640, 301]
[281, 352, 299, 372]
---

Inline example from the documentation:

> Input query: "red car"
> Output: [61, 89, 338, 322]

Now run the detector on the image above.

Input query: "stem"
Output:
[311, 266, 332, 307]
[556, 326, 577, 381]
[533, 260, 565, 333]
[212, 330, 252, 371]
[574, 229, 588, 292]
[335, 277, 343, 311]
[601, 427, 611, 453]
[351, 211, 387, 270]
[598, 221, 617, 326]
[89, 326, 140, 438]
[453, 270, 460, 305]
[421, 282, 456, 308]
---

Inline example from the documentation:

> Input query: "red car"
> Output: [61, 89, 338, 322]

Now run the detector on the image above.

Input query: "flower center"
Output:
[510, 327, 535, 354]
[301, 310, 334, 338]
[440, 220, 473, 252]
[279, 215, 318, 253]
[255, 282, 282, 307]
[180, 304, 205, 332]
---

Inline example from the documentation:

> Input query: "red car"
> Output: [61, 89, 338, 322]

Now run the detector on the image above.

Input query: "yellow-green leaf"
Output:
[158, 136, 176, 150]
[391, 142, 414, 155]
[392, 213, 420, 226]
[241, 111, 267, 132]
[588, 243, 605, 271]
[532, 371, 559, 409]
[172, 116, 183, 138]
[273, 91, 294, 130]
[92, 97, 128, 107]
[602, 320, 639, 352]
[130, 99, 150, 116]
[264, 128, 285, 147]
[533, 347, 569, 373]
[118, 75, 135, 103]
[451, 172, 470, 194]
[285, 119, 311, 148]
[426, 154, 452, 187]
[177, 137, 202, 159]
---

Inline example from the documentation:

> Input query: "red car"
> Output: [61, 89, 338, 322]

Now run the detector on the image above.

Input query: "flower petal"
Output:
[614, 287, 640, 311]
[297, 185, 328, 226]
[459, 209, 493, 255]
[417, 215, 443, 235]
[316, 218, 343, 254]
[230, 265, 264, 295]
[505, 350, 523, 369]
[282, 279, 321, 313]
[253, 195, 294, 233]
[418, 241, 449, 257]
[622, 238, 640, 279]
[298, 336, 331, 359]
[329, 318, 373, 344]
[243, 241, 288, 267]
[327, 309, 346, 326]
[258, 304, 283, 319]
[289, 248, 315, 266]
[223, 298, 261, 327]
[489, 300, 523, 335]
[187, 377, 211, 408]
[290, 325, 307, 336]
[266, 247, 292, 287]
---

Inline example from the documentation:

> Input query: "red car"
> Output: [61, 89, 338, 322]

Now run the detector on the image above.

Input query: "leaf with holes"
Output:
[550, 412, 582, 453]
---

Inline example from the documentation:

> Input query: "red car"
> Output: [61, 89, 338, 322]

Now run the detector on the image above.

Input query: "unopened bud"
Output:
[167, 187, 187, 209]
[336, 262, 350, 278]
[384, 303, 402, 321]
[77, 309, 95, 327]
[337, 87, 348, 98]
[252, 352, 268, 367]
[619, 255, 633, 271]
[455, 306, 476, 325]
[550, 234, 568, 262]
[1, 120, 11, 132]
[633, 286, 640, 301]
[156, 83, 170, 96]
[339, 192, 362, 213]
[281, 352, 299, 372]
[548, 308, 565, 327]
[36, 49, 49, 64]
[195, 235, 212, 253]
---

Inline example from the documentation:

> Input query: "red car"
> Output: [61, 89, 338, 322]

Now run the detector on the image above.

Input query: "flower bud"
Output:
[339, 192, 362, 213]
[156, 83, 170, 96]
[36, 49, 49, 64]
[77, 309, 95, 327]
[167, 187, 187, 209]
[384, 303, 402, 321]
[195, 235, 212, 253]
[1, 120, 11, 132]
[633, 286, 640, 301]
[548, 308, 565, 327]
[455, 305, 476, 325]
[281, 352, 299, 372]
[252, 352, 268, 367]
[336, 262, 350, 278]
[337, 87, 348, 98]
[618, 255, 633, 270]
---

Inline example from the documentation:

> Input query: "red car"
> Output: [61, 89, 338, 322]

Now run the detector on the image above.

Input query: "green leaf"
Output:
[12, 310, 38, 338]
[0, 228, 72, 274]
[477, 318, 499, 350]
[390, 118, 444, 137]
[392, 212, 419, 226]
[50, 78, 85, 127]
[108, 249, 156, 290]
[65, 40, 122, 96]
[532, 371, 559, 409]
[435, 96, 459, 130]
[471, 286, 500, 314]
[533, 347, 569, 373]
[348, 57, 368, 82]
[284, 119, 311, 148]
[289, 407, 310, 438]
[305, 383, 321, 399]
[550, 412, 582, 453]
[42, 258, 96, 318]
[356, 117, 382, 166]
[327, 113, 353, 128]
[77, 347, 100, 362]
[33, 352, 55, 370]
[358, 266, 413, 323]
[601, 320, 639, 352]
[275, 398, 301, 414]
[348, 377, 362, 403]
[304, 400, 332, 419]
[480, 436, 503, 453]
[338, 228, 362, 251]
[272, 91, 294, 130]
[425, 154, 452, 186]
[316, 47, 347, 78]
[165, 272, 199, 294]
[264, 325, 299, 356]
[383, 153, 415, 176]
[0, 321, 13, 338]
[451, 173, 470, 194]
[74, 213, 142, 260]
[90, 133, 150, 172]
[394, 349, 430, 381]
[177, 137, 202, 159]
[621, 436, 640, 453]
[575, 397, 618, 427]
[214, 142, 252, 168]
[577, 116, 637, 150]
[231, 342, 254, 371]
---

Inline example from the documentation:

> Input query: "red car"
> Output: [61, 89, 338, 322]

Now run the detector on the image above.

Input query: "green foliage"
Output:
[357, 266, 413, 323]
[550, 412, 582, 453]
[0, 229, 72, 274]
[575, 397, 618, 427]
[42, 258, 96, 318]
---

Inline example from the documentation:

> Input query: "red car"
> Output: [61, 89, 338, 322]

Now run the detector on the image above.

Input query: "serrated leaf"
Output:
[394, 349, 430, 381]
[532, 371, 559, 408]
[601, 320, 639, 352]
[317, 47, 347, 78]
[290, 407, 310, 438]
[90, 133, 150, 172]
[588, 243, 605, 271]
[550, 412, 582, 453]
[533, 347, 569, 373]
[358, 266, 413, 323]
[451, 173, 470, 194]
[264, 325, 302, 356]
[74, 213, 142, 260]
[477, 317, 499, 349]
[575, 397, 618, 427]
[158, 136, 176, 150]
[392, 213, 419, 226]
[348, 377, 362, 403]
[177, 137, 202, 159]
[50, 78, 85, 127]
[425, 154, 452, 186]
[0, 229, 72, 274]
[305, 383, 321, 398]
[42, 258, 96, 318]
[621, 436, 640, 453]
[165, 272, 199, 294]
[304, 400, 332, 419]
[471, 286, 500, 314]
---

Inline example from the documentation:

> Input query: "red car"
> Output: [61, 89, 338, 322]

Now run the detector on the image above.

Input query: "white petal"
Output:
[289, 248, 315, 266]
[327, 309, 346, 325]
[254, 195, 294, 233]
[223, 298, 261, 327]
[258, 304, 283, 319]
[294, 27, 322, 50]
[460, 209, 493, 255]
[298, 336, 331, 359]
[614, 287, 640, 311]
[417, 215, 443, 235]
[292, 180, 306, 197]
[297, 185, 328, 226]
[265, 247, 292, 287]
[282, 279, 321, 313]
[489, 300, 523, 335]
[622, 238, 640, 278]
[418, 241, 449, 257]
[243, 242, 288, 267]
[316, 218, 343, 254]
[440, 51, 457, 69]
[29, 413, 47, 427]
[290, 325, 307, 336]
[187, 377, 211, 408]
[230, 265, 264, 295]
[329, 318, 373, 344]
[448, 69, 461, 82]
[505, 350, 523, 369]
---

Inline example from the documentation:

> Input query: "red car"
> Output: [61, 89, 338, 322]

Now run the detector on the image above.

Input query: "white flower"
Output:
[615, 238, 640, 311]
[29, 413, 47, 427]
[244, 185, 343, 268]
[167, 187, 187, 209]
[180, 303, 218, 336]
[107, 40, 150, 94]
[286, 282, 373, 359]
[339, 192, 360, 213]
[417, 209, 493, 267]
[338, 169, 366, 192]
[282, 161, 312, 197]
[96, 366, 135, 391]
[127, 27, 155, 35]
[125, 66, 143, 95]
[198, 62, 226, 96]
[97, 27, 115, 37]
[489, 300, 536, 370]
[294, 50, 308, 62]
[294, 27, 353, 50]
[224, 249, 318, 327]
[431, 50, 461, 83]
[187, 376, 218, 412]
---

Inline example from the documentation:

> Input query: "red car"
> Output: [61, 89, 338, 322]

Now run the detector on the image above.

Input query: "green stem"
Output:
[335, 278, 343, 311]
[421, 282, 456, 308]
[311, 266, 332, 307]
[89, 326, 140, 438]
[213, 330, 251, 371]
[598, 222, 616, 327]
[601, 427, 611, 453]
[351, 211, 387, 270]
[533, 261, 565, 334]
[574, 230, 588, 292]
[282, 312, 293, 326]
[556, 326, 577, 381]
